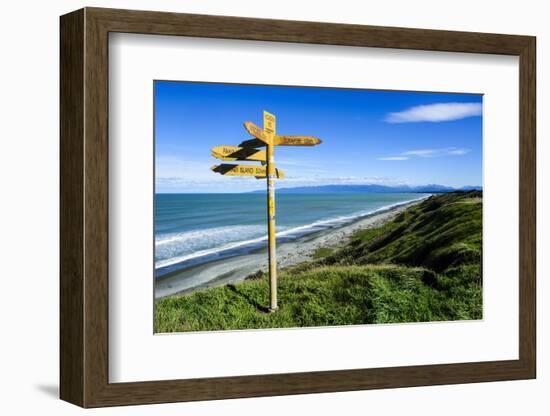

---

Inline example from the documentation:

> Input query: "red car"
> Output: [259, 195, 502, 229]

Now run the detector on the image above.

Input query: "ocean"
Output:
[155, 192, 429, 277]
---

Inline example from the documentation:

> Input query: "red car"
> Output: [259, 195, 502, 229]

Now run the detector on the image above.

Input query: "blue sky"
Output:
[155, 81, 482, 193]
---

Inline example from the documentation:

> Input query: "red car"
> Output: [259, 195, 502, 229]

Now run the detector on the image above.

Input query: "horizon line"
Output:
[155, 183, 483, 194]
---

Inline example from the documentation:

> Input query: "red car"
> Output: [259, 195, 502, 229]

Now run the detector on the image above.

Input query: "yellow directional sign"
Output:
[210, 110, 320, 313]
[263, 111, 276, 137]
[243, 121, 271, 144]
[211, 164, 285, 179]
[240, 134, 321, 147]
[211, 145, 266, 162]
[239, 138, 267, 148]
[274, 135, 322, 146]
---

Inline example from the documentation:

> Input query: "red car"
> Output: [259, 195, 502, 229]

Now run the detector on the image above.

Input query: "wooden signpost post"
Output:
[211, 111, 321, 311]
[263, 111, 278, 312]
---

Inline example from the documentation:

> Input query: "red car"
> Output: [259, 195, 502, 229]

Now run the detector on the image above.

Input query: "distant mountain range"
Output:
[251, 184, 482, 194]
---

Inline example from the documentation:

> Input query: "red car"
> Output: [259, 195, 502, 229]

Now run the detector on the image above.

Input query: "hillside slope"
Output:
[155, 192, 482, 332]
[325, 190, 482, 277]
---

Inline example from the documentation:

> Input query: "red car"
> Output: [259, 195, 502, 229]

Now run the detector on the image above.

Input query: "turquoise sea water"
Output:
[155, 192, 428, 277]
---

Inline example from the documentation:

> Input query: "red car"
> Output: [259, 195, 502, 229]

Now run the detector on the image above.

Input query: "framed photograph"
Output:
[60, 7, 536, 408]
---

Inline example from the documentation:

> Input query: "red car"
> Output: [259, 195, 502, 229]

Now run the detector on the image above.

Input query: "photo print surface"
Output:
[153, 81, 483, 333]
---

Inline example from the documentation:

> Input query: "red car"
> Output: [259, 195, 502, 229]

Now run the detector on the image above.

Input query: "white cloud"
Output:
[385, 102, 482, 123]
[403, 147, 470, 157]
[155, 156, 412, 192]
[379, 147, 470, 161]
[279, 175, 404, 187]
[378, 156, 409, 161]
[156, 176, 266, 193]
[156, 174, 406, 193]
[446, 148, 470, 155]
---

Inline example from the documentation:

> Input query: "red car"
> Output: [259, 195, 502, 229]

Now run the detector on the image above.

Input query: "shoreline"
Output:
[154, 198, 426, 299]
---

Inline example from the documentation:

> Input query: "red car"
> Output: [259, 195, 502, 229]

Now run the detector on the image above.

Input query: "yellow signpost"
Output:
[210, 111, 321, 312]
[238, 138, 267, 148]
[243, 121, 271, 144]
[275, 135, 322, 146]
[264, 111, 278, 311]
[210, 163, 285, 178]
[210, 145, 267, 162]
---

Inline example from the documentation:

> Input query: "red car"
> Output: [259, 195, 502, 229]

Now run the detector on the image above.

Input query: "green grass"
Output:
[327, 191, 482, 273]
[312, 247, 334, 259]
[155, 191, 482, 332]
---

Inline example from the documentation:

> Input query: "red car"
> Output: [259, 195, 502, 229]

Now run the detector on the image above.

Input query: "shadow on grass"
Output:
[226, 284, 271, 313]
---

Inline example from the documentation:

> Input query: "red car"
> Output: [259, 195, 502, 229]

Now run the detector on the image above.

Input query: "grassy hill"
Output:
[155, 191, 482, 332]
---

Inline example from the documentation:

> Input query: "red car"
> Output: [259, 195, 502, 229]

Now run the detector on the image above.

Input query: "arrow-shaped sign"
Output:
[263, 111, 276, 136]
[243, 121, 272, 144]
[211, 164, 285, 179]
[274, 135, 322, 146]
[240, 134, 321, 147]
[211, 145, 266, 162]
[239, 138, 267, 148]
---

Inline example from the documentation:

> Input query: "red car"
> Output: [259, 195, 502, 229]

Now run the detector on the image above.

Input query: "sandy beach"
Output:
[155, 198, 425, 299]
